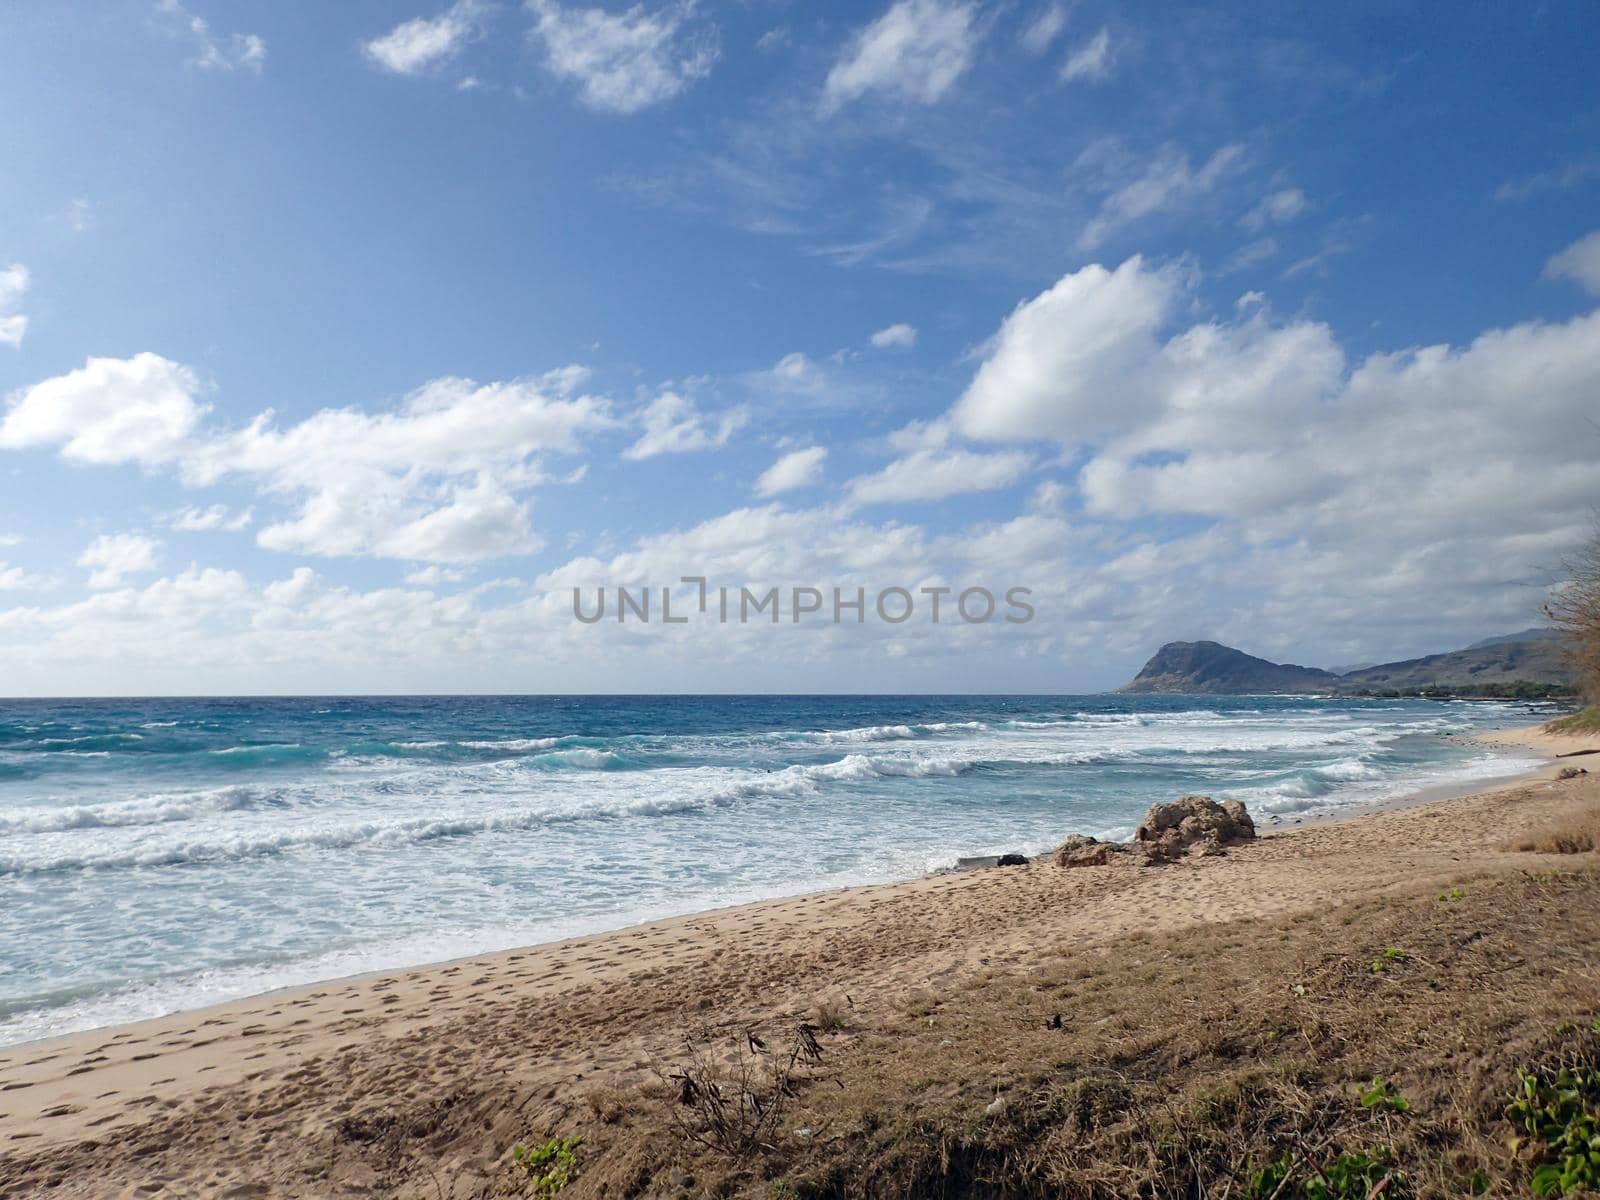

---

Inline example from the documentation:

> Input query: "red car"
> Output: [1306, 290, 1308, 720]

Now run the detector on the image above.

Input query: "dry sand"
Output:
[1, 721, 1595, 1198]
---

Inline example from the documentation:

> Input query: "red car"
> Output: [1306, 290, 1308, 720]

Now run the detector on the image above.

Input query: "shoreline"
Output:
[2, 720, 1596, 1195]
[0, 722, 1555, 1054]
[0, 719, 1564, 1054]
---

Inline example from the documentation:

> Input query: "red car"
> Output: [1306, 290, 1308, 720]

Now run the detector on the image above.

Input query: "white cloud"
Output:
[755, 446, 827, 496]
[0, 264, 28, 348]
[748, 351, 831, 400]
[824, 0, 978, 111]
[2, 358, 615, 563]
[1544, 230, 1600, 295]
[0, 353, 208, 465]
[1496, 157, 1600, 204]
[848, 443, 1031, 505]
[405, 565, 468, 586]
[1060, 28, 1113, 83]
[156, 0, 265, 73]
[79, 534, 162, 590]
[1019, 4, 1066, 54]
[953, 256, 1181, 442]
[1078, 142, 1246, 249]
[171, 504, 253, 532]
[623, 391, 745, 460]
[1241, 187, 1307, 231]
[870, 322, 918, 350]
[528, 0, 718, 114]
[951, 253, 1600, 648]
[364, 0, 486, 75]
[0, 563, 51, 592]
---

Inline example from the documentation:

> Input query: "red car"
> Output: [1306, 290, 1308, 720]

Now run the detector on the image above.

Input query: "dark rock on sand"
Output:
[1135, 795, 1256, 855]
[996, 853, 1029, 867]
[1053, 834, 1121, 868]
[1053, 797, 1256, 868]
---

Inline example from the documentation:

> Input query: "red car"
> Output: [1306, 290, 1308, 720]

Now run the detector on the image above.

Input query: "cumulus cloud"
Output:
[755, 446, 827, 496]
[870, 322, 918, 350]
[0, 353, 208, 465]
[405, 564, 468, 586]
[0, 265, 29, 348]
[1544, 230, 1600, 295]
[1060, 28, 1113, 83]
[952, 254, 1600, 643]
[623, 391, 745, 460]
[0, 562, 52, 592]
[528, 0, 718, 113]
[2, 358, 615, 563]
[1077, 142, 1246, 248]
[847, 421, 1031, 505]
[364, 0, 486, 75]
[156, 0, 265, 73]
[952, 255, 1185, 442]
[824, 0, 978, 111]
[79, 534, 162, 589]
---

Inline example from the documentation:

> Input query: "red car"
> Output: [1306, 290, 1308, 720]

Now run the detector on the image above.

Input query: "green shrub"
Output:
[1248, 1145, 1407, 1199]
[1358, 1076, 1412, 1114]
[1507, 1061, 1600, 1196]
[512, 1135, 583, 1197]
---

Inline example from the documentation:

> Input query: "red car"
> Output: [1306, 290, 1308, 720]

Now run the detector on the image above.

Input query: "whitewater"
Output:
[0, 694, 1546, 1045]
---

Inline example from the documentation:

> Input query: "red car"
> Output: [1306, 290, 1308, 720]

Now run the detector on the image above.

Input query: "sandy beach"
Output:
[1, 720, 1597, 1198]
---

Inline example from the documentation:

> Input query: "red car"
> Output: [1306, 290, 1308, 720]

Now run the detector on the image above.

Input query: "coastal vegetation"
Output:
[502, 865, 1600, 1200]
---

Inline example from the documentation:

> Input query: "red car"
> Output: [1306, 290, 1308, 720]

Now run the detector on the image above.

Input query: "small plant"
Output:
[660, 1024, 825, 1156]
[512, 1135, 582, 1197]
[1506, 1057, 1600, 1196]
[1358, 1076, 1412, 1113]
[1247, 1146, 1406, 1199]
[1438, 887, 1466, 902]
[1371, 947, 1407, 973]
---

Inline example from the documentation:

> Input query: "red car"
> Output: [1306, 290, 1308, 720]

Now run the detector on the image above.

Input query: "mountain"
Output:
[1120, 630, 1573, 695]
[1119, 641, 1339, 694]
[1336, 635, 1571, 691]
[1464, 628, 1560, 650]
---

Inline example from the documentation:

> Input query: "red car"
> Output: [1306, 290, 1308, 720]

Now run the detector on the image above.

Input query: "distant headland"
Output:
[1119, 628, 1574, 697]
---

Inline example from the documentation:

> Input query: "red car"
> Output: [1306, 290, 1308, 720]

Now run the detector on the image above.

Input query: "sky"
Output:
[1, 0, 1598, 695]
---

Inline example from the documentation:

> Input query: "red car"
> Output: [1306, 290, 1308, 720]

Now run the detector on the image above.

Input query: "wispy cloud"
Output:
[528, 0, 718, 114]
[1060, 27, 1113, 83]
[1544, 229, 1600, 296]
[824, 0, 980, 111]
[1078, 142, 1246, 249]
[0, 265, 29, 349]
[363, 0, 487, 76]
[155, 0, 265, 73]
[623, 391, 746, 459]
[870, 322, 919, 350]
[1495, 156, 1600, 204]
[755, 446, 827, 496]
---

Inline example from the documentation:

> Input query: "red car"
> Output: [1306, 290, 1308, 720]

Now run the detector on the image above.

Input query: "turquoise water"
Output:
[0, 694, 1543, 1045]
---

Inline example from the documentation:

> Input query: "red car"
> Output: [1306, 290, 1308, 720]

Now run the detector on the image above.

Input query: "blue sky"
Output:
[1, 0, 1598, 694]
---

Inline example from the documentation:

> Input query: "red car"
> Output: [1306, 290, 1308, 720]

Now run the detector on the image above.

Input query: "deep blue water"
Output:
[0, 693, 1545, 1044]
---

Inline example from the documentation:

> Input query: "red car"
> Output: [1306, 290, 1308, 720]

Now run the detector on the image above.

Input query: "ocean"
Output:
[0, 693, 1545, 1046]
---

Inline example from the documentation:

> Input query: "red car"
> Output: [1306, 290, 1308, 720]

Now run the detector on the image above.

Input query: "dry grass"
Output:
[1546, 707, 1600, 736]
[1515, 798, 1600, 854]
[521, 867, 1600, 1200]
